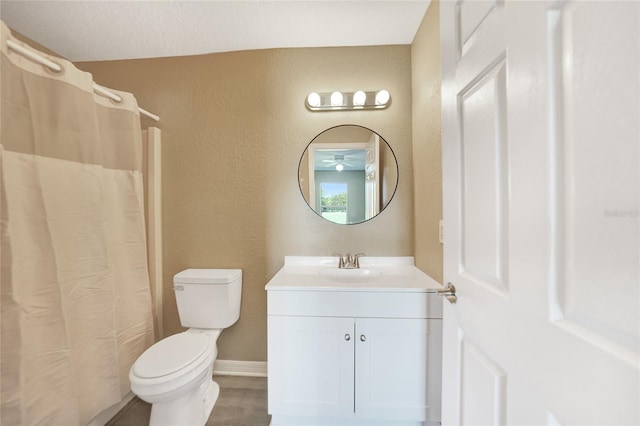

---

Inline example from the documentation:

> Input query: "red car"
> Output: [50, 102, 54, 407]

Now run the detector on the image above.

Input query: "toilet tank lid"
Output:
[174, 268, 242, 284]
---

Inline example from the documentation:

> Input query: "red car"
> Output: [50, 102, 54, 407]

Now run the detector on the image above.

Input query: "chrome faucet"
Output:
[333, 253, 365, 269]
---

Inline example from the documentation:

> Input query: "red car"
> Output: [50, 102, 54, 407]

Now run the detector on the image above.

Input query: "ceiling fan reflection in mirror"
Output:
[322, 154, 356, 171]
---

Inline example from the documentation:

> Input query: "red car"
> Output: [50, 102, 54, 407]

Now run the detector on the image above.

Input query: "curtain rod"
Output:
[6, 39, 160, 122]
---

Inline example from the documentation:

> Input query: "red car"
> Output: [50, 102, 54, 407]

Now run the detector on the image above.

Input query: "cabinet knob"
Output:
[360, 335, 366, 342]
[344, 334, 351, 341]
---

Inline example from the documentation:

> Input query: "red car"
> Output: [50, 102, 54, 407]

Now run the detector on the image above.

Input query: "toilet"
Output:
[129, 269, 242, 426]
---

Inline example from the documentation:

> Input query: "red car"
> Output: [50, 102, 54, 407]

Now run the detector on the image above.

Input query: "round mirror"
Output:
[298, 125, 399, 225]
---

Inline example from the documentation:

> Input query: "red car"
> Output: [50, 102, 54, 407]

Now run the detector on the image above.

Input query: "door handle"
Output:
[437, 282, 457, 304]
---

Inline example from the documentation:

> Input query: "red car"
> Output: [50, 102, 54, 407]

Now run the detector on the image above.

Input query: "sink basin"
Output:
[318, 268, 382, 281]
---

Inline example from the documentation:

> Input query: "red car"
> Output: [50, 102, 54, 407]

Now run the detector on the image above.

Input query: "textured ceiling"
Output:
[0, 0, 431, 62]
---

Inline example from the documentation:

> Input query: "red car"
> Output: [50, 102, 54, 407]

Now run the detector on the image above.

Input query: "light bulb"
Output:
[353, 90, 366, 106]
[330, 91, 343, 107]
[375, 89, 390, 106]
[336, 164, 344, 171]
[307, 92, 321, 107]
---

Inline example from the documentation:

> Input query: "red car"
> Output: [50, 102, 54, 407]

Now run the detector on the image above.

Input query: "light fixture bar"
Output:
[306, 90, 391, 111]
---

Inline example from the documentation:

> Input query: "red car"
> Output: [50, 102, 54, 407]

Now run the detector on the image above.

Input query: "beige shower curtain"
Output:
[0, 22, 155, 425]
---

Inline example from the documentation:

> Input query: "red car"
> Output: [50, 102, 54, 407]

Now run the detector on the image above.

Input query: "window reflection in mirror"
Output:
[298, 125, 398, 225]
[320, 182, 348, 224]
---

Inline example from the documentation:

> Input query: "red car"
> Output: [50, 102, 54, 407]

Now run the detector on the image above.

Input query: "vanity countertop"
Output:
[264, 256, 443, 292]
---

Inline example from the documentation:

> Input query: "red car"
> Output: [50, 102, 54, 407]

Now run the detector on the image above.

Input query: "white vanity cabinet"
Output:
[265, 257, 443, 426]
[268, 315, 356, 418]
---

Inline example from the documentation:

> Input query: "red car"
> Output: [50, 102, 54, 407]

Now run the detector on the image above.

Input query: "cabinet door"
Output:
[355, 318, 430, 422]
[268, 316, 355, 417]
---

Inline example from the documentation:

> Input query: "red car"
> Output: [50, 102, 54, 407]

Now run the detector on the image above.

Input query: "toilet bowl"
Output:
[130, 329, 222, 426]
[129, 269, 242, 426]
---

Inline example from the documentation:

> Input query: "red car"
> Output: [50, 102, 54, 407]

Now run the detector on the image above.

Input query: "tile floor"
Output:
[107, 376, 270, 426]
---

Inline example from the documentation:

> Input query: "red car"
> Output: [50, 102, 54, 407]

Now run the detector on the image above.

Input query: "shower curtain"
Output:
[0, 22, 155, 425]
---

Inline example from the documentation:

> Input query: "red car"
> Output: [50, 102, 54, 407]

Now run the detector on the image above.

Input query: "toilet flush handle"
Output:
[173, 285, 184, 291]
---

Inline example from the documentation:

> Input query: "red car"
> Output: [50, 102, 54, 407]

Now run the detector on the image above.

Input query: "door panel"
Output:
[457, 0, 501, 57]
[459, 55, 509, 293]
[441, 1, 639, 425]
[548, 1, 639, 361]
[460, 338, 507, 426]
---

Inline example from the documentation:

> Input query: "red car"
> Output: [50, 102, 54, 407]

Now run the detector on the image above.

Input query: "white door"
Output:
[267, 316, 355, 417]
[355, 318, 430, 422]
[441, 1, 639, 425]
[365, 133, 380, 220]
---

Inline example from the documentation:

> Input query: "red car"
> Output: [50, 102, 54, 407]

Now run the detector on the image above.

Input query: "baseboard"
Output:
[213, 359, 268, 377]
[87, 391, 136, 426]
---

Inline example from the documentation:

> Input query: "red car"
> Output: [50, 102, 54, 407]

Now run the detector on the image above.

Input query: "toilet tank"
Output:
[173, 269, 242, 329]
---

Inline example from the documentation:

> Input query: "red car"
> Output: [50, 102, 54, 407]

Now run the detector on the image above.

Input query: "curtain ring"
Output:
[109, 96, 124, 105]
[43, 60, 64, 76]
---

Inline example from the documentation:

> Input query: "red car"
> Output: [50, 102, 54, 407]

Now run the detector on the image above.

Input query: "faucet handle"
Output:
[353, 253, 365, 268]
[332, 253, 345, 268]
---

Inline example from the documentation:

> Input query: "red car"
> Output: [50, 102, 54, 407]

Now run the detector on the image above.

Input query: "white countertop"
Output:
[264, 256, 443, 292]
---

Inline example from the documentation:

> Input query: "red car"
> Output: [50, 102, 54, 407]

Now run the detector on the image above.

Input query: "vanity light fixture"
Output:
[305, 90, 391, 111]
[307, 92, 321, 108]
[353, 90, 367, 106]
[375, 89, 390, 106]
[330, 91, 344, 107]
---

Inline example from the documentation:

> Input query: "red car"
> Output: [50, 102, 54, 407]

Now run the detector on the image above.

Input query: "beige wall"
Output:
[411, 1, 443, 283]
[78, 45, 414, 361]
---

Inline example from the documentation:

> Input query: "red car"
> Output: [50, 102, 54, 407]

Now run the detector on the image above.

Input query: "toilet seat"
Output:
[133, 333, 211, 379]
[130, 332, 217, 398]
